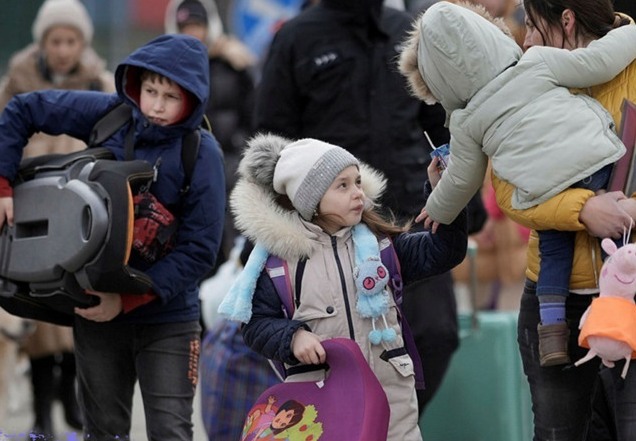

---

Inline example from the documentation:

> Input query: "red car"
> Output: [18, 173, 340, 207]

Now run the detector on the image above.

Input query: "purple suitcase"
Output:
[240, 338, 389, 441]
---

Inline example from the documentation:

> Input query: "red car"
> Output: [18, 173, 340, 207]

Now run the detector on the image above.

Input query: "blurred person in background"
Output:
[165, 0, 256, 269]
[0, 0, 114, 437]
[165, 2, 277, 440]
[408, 0, 525, 47]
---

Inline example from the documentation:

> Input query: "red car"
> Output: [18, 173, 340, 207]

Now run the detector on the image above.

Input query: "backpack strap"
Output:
[89, 102, 132, 147]
[180, 130, 200, 194]
[379, 236, 425, 390]
[265, 254, 307, 381]
[89, 102, 201, 193]
[265, 255, 306, 318]
[379, 237, 403, 303]
[266, 255, 294, 318]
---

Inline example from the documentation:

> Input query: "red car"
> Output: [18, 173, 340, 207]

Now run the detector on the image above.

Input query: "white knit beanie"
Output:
[273, 139, 359, 221]
[32, 0, 94, 44]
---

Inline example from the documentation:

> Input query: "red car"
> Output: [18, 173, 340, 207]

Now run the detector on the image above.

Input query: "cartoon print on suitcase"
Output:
[240, 338, 390, 441]
[241, 395, 323, 440]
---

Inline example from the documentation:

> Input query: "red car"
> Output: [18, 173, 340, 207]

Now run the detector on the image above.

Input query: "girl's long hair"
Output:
[313, 207, 413, 238]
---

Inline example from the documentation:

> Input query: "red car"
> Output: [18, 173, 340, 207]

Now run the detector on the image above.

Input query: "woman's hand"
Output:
[580, 191, 632, 238]
[74, 291, 122, 322]
[291, 328, 326, 365]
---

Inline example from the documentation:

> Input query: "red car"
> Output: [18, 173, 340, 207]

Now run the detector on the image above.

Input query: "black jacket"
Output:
[254, 3, 449, 219]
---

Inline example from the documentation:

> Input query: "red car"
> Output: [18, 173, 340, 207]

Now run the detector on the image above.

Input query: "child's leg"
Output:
[536, 229, 575, 366]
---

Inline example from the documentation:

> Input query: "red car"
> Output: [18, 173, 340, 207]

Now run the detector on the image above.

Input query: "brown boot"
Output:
[538, 322, 571, 367]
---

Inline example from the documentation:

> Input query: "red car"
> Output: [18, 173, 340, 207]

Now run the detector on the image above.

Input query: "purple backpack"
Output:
[240, 338, 390, 441]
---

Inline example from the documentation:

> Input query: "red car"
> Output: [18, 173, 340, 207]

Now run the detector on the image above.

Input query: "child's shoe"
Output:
[537, 322, 571, 367]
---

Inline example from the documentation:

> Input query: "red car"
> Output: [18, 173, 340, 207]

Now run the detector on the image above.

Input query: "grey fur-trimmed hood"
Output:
[230, 133, 387, 261]
[398, 1, 519, 116]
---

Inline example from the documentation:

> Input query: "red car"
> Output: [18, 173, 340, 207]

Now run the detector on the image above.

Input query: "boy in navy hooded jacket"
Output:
[0, 34, 225, 440]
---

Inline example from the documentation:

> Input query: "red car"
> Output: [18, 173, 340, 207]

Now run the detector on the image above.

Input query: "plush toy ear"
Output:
[601, 238, 618, 257]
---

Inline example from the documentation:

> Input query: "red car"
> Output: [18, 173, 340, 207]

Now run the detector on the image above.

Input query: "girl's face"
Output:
[272, 409, 296, 429]
[42, 25, 85, 75]
[315, 165, 365, 234]
[140, 77, 185, 126]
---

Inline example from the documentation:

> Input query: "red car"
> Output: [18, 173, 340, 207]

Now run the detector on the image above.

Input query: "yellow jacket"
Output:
[493, 57, 636, 291]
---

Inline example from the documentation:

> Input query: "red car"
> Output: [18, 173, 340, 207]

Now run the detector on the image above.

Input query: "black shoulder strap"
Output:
[294, 259, 306, 308]
[89, 102, 132, 148]
[89, 102, 201, 193]
[180, 130, 200, 194]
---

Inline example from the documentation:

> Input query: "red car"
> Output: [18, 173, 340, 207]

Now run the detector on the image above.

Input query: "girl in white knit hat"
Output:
[219, 133, 467, 441]
[0, 0, 114, 157]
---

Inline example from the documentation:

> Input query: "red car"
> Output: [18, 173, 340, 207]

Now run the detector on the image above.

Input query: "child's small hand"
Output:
[427, 157, 442, 188]
[291, 328, 326, 365]
[415, 207, 440, 233]
[74, 291, 122, 322]
[0, 197, 14, 230]
[618, 198, 636, 228]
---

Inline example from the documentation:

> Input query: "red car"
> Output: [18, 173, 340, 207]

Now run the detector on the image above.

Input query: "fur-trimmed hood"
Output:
[230, 133, 387, 262]
[398, 1, 520, 119]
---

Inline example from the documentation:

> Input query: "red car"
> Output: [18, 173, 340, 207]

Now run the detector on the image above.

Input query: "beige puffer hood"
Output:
[399, 1, 521, 121]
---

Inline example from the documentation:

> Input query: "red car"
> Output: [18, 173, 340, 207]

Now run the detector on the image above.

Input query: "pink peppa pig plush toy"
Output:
[575, 238, 636, 379]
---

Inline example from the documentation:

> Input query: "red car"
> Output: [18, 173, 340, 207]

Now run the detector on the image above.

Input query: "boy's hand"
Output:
[427, 157, 442, 188]
[291, 328, 326, 365]
[416, 207, 440, 233]
[0, 197, 14, 230]
[74, 291, 122, 322]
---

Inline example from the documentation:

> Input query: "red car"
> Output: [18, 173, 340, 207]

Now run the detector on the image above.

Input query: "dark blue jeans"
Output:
[537, 164, 613, 297]
[586, 361, 636, 441]
[518, 281, 600, 441]
[73, 318, 201, 441]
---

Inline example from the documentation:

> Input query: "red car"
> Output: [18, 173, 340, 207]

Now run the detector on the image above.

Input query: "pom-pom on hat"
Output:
[32, 0, 94, 44]
[273, 139, 359, 221]
[176, 0, 209, 28]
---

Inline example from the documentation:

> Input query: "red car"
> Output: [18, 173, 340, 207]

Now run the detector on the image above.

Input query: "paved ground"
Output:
[0, 356, 207, 440]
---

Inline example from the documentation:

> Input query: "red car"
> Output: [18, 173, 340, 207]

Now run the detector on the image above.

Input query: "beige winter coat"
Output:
[0, 43, 115, 158]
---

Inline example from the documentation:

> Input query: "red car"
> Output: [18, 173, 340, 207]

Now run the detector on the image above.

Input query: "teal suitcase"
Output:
[419, 311, 533, 441]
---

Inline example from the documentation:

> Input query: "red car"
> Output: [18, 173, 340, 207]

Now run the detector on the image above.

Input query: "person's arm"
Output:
[493, 174, 632, 238]
[537, 24, 636, 88]
[424, 130, 489, 225]
[0, 90, 117, 182]
[242, 270, 310, 365]
[397, 201, 468, 285]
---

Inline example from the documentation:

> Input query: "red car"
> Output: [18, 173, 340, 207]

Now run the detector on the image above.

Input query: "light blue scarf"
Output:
[218, 224, 396, 344]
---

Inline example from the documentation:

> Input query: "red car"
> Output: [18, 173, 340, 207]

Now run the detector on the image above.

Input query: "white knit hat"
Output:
[32, 0, 94, 44]
[273, 139, 359, 220]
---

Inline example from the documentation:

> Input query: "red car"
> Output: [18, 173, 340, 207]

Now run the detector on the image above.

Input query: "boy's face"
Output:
[140, 77, 185, 126]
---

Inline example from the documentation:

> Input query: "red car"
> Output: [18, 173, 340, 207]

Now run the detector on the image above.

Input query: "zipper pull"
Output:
[152, 157, 162, 182]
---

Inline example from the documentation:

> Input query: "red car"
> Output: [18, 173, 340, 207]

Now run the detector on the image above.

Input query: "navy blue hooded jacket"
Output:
[0, 34, 226, 324]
